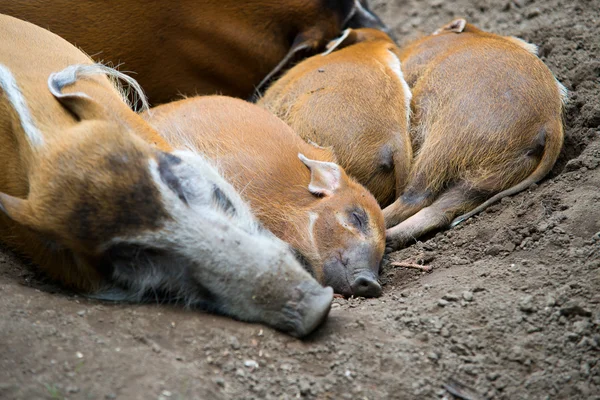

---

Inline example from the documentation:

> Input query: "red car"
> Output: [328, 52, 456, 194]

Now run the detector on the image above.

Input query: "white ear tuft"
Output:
[509, 36, 539, 56]
[48, 63, 149, 112]
[298, 153, 342, 197]
[555, 78, 568, 105]
[322, 29, 352, 56]
[433, 19, 467, 35]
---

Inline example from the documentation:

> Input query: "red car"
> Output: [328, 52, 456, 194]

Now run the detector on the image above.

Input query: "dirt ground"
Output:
[1, 0, 599, 399]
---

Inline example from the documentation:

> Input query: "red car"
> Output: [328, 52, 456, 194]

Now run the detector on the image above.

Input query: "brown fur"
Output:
[0, 1, 389, 104]
[259, 28, 412, 207]
[143, 96, 386, 296]
[384, 19, 566, 250]
[0, 14, 171, 291]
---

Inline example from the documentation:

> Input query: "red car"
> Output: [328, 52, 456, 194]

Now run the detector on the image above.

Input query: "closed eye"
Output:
[351, 211, 364, 230]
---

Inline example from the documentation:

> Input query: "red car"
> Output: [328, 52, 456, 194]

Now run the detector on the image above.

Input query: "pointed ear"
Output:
[322, 29, 356, 55]
[323, 28, 393, 55]
[433, 19, 467, 35]
[298, 153, 342, 197]
[48, 65, 108, 121]
[252, 30, 326, 99]
[0, 192, 33, 226]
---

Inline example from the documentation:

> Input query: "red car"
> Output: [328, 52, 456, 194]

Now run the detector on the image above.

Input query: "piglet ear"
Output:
[298, 153, 342, 197]
[322, 29, 356, 55]
[433, 19, 467, 35]
[0, 192, 33, 226]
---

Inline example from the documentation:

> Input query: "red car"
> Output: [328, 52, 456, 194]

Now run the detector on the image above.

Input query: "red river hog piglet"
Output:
[259, 28, 413, 207]
[143, 96, 386, 297]
[384, 19, 567, 251]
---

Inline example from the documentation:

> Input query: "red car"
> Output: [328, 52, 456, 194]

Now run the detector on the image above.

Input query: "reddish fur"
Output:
[384, 19, 565, 249]
[0, 15, 171, 291]
[0, 1, 373, 103]
[143, 96, 385, 288]
[259, 28, 412, 207]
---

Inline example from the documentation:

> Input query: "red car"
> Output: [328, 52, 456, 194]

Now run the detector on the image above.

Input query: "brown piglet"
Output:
[259, 28, 412, 207]
[384, 19, 567, 251]
[144, 96, 386, 297]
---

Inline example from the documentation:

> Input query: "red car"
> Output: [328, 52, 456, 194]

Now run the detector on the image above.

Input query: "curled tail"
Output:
[451, 122, 564, 227]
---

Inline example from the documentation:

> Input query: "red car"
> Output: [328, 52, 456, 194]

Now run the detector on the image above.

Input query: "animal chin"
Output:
[322, 257, 353, 296]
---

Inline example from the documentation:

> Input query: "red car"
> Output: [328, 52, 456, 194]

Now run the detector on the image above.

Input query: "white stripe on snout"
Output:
[510, 36, 539, 56]
[336, 212, 350, 231]
[307, 212, 319, 248]
[0, 64, 44, 147]
[385, 50, 412, 125]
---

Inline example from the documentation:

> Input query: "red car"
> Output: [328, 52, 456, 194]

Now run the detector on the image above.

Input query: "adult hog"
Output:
[143, 96, 386, 298]
[259, 28, 412, 207]
[0, 0, 390, 104]
[0, 14, 332, 337]
[384, 19, 567, 250]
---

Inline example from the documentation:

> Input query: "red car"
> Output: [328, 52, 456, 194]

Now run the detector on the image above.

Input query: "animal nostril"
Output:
[351, 276, 382, 298]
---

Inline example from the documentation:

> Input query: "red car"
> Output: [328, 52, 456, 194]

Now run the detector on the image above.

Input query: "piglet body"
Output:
[144, 96, 386, 298]
[384, 19, 567, 250]
[260, 28, 412, 207]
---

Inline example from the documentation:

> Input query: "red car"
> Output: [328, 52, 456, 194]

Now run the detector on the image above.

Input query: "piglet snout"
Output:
[351, 272, 382, 298]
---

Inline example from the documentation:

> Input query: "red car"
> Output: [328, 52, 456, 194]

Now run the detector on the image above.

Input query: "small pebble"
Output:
[214, 377, 225, 387]
[438, 299, 449, 307]
[161, 390, 172, 397]
[526, 8, 541, 19]
[442, 293, 459, 302]
[229, 336, 241, 350]
[519, 295, 536, 313]
[75, 352, 83, 359]
[344, 370, 353, 381]
[67, 386, 79, 393]
[462, 291, 474, 302]
[244, 360, 259, 369]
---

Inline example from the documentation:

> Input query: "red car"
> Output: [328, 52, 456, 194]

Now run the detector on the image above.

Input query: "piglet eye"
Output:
[351, 211, 364, 229]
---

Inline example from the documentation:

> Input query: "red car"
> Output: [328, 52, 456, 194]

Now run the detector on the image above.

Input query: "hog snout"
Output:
[285, 282, 334, 338]
[351, 271, 382, 298]
[323, 254, 382, 298]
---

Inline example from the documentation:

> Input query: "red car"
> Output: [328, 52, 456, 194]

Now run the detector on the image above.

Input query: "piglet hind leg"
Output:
[383, 180, 436, 229]
[385, 184, 481, 252]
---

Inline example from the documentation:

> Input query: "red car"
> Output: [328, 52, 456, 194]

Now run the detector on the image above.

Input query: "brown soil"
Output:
[1, 0, 599, 399]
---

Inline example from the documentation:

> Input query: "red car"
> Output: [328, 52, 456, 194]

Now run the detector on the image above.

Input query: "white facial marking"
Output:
[385, 50, 412, 125]
[0, 64, 44, 147]
[307, 212, 319, 248]
[335, 212, 352, 232]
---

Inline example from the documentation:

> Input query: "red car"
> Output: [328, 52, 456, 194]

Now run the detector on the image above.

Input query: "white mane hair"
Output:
[47, 63, 150, 112]
[0, 63, 45, 147]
